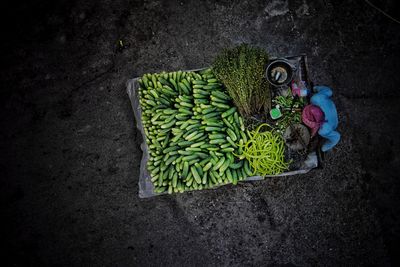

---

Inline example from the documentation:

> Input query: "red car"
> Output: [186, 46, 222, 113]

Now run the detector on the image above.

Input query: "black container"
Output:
[266, 59, 295, 87]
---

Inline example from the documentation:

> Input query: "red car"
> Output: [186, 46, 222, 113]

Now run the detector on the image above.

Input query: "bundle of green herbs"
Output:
[212, 44, 271, 118]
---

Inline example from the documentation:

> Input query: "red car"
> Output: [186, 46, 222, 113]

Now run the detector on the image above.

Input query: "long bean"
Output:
[237, 123, 289, 176]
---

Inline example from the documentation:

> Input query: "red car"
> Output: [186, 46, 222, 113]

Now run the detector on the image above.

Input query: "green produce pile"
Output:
[273, 92, 305, 133]
[138, 68, 253, 194]
[238, 123, 290, 176]
[213, 44, 271, 118]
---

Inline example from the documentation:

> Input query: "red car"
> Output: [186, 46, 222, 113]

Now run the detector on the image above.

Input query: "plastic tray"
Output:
[127, 55, 318, 198]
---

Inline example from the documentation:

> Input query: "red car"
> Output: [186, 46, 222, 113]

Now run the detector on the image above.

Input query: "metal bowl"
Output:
[266, 59, 295, 87]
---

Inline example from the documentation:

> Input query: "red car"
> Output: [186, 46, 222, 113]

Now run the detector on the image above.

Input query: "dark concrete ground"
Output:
[1, 0, 399, 266]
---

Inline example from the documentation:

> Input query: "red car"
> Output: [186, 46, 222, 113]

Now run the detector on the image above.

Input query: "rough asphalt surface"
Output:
[1, 0, 399, 266]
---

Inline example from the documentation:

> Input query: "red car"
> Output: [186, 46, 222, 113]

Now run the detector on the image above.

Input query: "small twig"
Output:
[364, 0, 400, 24]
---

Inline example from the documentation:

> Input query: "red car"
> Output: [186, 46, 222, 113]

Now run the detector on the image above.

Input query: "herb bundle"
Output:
[212, 44, 271, 118]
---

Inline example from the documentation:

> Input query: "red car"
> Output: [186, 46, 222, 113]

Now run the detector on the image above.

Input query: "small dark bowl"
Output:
[266, 59, 294, 87]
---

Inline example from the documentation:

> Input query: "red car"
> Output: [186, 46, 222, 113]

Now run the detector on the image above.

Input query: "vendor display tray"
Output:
[127, 54, 319, 198]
